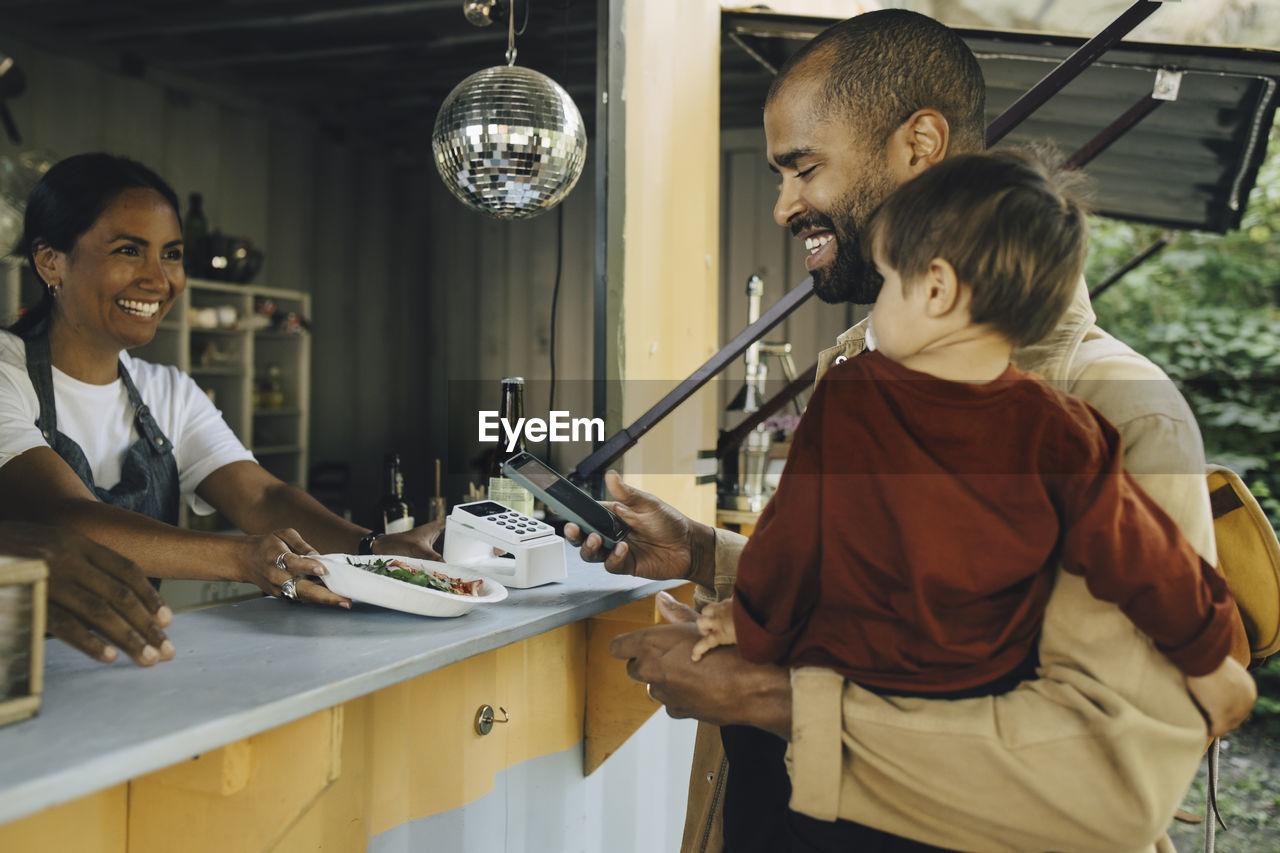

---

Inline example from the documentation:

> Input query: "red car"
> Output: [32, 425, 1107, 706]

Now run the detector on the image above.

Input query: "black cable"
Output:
[543, 0, 569, 462]
[516, 0, 531, 36]
[547, 200, 564, 456]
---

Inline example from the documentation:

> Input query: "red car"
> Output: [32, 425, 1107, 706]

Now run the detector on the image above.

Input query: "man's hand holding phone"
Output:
[501, 452, 631, 549]
[562, 470, 716, 588]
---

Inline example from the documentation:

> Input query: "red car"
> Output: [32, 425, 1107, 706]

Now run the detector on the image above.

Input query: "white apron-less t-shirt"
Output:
[0, 331, 254, 515]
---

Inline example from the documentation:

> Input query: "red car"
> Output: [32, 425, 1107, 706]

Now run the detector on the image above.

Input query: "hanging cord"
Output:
[505, 0, 531, 65]
[505, 0, 517, 65]
[1204, 737, 1227, 852]
[546, 200, 565, 459]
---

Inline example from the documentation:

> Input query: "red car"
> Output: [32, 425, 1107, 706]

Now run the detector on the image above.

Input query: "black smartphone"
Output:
[501, 451, 632, 550]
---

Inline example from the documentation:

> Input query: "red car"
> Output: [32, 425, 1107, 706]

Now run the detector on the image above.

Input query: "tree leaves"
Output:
[1089, 122, 1280, 527]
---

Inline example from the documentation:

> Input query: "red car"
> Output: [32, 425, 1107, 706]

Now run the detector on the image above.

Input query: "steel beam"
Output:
[716, 363, 816, 458]
[986, 0, 1163, 147]
[571, 277, 815, 483]
[1089, 231, 1177, 300]
[1064, 94, 1166, 171]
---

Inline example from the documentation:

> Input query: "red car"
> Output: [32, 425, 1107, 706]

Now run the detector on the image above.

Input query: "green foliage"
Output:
[1088, 123, 1280, 528]
[1255, 656, 1280, 721]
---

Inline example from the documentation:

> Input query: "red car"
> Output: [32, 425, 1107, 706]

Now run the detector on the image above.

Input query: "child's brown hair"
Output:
[867, 149, 1090, 348]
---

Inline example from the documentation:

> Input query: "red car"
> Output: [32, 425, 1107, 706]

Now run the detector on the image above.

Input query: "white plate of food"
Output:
[314, 554, 508, 617]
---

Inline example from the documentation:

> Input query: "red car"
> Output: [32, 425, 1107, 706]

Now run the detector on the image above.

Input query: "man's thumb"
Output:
[656, 590, 698, 623]
[604, 469, 633, 503]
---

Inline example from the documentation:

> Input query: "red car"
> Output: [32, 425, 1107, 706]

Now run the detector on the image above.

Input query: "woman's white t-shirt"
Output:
[0, 331, 254, 515]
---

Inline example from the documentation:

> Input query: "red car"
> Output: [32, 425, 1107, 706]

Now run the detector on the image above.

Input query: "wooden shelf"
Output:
[254, 444, 303, 456]
[134, 280, 311, 537]
[189, 326, 244, 337]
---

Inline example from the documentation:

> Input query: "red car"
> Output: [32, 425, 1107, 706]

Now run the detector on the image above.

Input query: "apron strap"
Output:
[117, 362, 171, 456]
[21, 330, 61, 443]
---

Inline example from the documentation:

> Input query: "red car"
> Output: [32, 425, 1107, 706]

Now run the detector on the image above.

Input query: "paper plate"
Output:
[313, 554, 507, 617]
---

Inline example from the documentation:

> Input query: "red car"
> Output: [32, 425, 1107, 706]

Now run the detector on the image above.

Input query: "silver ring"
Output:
[275, 551, 289, 572]
[280, 576, 299, 601]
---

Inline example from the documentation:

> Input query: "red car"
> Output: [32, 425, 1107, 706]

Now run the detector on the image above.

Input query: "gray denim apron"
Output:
[23, 328, 181, 532]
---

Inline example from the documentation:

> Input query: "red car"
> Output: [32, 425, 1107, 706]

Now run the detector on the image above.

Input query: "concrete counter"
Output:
[0, 545, 682, 837]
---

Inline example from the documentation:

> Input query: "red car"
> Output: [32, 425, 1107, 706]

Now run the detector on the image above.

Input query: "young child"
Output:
[694, 150, 1253, 734]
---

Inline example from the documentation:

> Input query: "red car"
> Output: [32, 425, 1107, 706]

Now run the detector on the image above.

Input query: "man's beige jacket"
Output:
[681, 281, 1220, 853]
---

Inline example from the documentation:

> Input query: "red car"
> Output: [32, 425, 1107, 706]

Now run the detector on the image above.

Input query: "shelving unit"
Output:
[132, 278, 312, 532]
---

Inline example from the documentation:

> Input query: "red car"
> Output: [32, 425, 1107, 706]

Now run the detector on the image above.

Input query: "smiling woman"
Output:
[39, 186, 186, 379]
[0, 154, 451, 666]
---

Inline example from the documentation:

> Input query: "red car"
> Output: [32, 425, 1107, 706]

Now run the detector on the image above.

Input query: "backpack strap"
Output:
[1206, 464, 1280, 666]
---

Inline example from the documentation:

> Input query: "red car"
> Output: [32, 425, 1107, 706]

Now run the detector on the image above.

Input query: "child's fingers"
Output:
[691, 635, 715, 662]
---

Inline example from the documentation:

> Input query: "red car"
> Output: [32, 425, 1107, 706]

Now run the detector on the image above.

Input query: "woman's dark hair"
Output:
[9, 152, 182, 336]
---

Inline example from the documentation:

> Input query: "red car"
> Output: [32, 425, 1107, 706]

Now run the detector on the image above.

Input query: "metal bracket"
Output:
[1153, 68, 1183, 101]
[474, 704, 510, 736]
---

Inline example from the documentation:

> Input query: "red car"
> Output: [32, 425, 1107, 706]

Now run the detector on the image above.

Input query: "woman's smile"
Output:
[46, 186, 186, 369]
[115, 298, 163, 319]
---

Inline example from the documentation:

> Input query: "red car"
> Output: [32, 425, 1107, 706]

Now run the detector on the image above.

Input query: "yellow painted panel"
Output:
[502, 624, 587, 767]
[615, 0, 721, 526]
[270, 699, 369, 853]
[667, 582, 697, 609]
[365, 624, 587, 837]
[4, 612, 656, 852]
[584, 604, 661, 774]
[128, 708, 340, 853]
[0, 784, 127, 853]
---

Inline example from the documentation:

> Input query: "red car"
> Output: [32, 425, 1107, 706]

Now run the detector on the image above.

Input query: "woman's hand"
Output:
[564, 470, 714, 584]
[0, 521, 175, 666]
[240, 527, 351, 608]
[376, 518, 446, 562]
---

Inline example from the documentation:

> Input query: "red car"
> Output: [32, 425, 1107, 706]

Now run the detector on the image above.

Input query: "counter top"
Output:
[0, 546, 680, 826]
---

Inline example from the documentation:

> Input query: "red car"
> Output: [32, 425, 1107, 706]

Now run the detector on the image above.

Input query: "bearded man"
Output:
[571, 10, 1246, 852]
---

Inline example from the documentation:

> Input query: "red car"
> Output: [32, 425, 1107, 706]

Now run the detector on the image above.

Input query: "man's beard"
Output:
[804, 178, 890, 305]
[811, 222, 882, 304]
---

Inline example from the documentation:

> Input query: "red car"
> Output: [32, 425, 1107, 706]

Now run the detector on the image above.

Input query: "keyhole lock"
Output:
[475, 704, 510, 736]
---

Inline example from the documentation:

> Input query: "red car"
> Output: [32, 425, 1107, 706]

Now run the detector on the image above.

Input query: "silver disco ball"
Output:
[432, 65, 587, 220]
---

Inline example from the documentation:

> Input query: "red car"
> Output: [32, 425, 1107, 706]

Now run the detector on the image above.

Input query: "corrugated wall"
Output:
[0, 34, 599, 523]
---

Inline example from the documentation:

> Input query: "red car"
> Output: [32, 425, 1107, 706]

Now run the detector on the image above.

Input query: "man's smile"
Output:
[794, 225, 838, 271]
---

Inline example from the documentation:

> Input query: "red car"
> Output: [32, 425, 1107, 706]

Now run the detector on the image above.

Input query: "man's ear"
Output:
[31, 243, 61, 288]
[922, 257, 965, 318]
[885, 109, 950, 184]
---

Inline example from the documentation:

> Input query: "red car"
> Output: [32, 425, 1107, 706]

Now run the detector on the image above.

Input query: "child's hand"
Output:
[1186, 656, 1257, 738]
[691, 599, 737, 661]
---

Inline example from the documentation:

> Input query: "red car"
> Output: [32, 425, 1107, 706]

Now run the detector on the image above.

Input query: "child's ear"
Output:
[923, 258, 964, 318]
